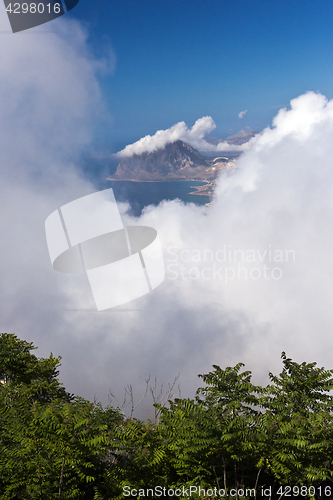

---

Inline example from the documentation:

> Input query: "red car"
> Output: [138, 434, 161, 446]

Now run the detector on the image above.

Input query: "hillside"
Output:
[107, 140, 232, 182]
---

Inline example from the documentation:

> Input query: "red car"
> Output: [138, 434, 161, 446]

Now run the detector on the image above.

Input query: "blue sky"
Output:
[67, 0, 333, 152]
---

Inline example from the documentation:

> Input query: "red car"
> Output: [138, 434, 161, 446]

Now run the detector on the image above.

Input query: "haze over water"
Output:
[104, 180, 211, 216]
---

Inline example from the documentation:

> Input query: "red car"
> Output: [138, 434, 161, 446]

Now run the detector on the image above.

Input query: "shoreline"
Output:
[106, 178, 213, 197]
[106, 177, 211, 184]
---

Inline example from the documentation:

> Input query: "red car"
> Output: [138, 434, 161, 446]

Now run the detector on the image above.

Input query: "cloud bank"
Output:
[2, 5, 333, 419]
[239, 110, 248, 119]
[0, 14, 114, 402]
[115, 116, 255, 158]
[137, 90, 333, 386]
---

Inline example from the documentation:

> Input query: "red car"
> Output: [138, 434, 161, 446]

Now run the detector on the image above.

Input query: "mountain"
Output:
[108, 140, 232, 182]
[226, 129, 259, 145]
[205, 129, 259, 147]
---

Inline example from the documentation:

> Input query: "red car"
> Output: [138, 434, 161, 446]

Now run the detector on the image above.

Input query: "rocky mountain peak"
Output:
[108, 140, 233, 182]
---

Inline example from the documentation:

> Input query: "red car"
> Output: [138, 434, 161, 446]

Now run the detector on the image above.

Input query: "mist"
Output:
[115, 116, 252, 158]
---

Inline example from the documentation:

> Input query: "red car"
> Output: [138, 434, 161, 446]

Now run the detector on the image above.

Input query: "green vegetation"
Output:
[1, 333, 333, 499]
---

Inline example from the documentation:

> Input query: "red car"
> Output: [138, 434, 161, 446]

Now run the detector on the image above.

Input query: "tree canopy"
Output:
[1, 334, 333, 499]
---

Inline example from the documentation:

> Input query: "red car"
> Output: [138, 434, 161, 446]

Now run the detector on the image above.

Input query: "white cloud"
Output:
[83, 90, 333, 412]
[119, 90, 333, 405]
[0, 14, 114, 401]
[239, 110, 248, 119]
[115, 116, 255, 158]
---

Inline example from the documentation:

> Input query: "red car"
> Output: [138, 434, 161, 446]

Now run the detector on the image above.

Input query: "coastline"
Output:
[107, 178, 213, 197]
[107, 177, 210, 183]
[188, 181, 214, 196]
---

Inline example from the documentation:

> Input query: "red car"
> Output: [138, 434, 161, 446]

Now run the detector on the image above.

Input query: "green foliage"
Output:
[0, 333, 122, 499]
[1, 334, 333, 498]
[158, 364, 266, 497]
[197, 363, 263, 468]
[111, 417, 175, 496]
[159, 398, 216, 485]
[0, 332, 68, 401]
[260, 352, 333, 484]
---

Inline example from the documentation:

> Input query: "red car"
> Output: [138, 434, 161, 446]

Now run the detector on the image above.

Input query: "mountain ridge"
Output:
[205, 128, 259, 146]
[107, 140, 234, 182]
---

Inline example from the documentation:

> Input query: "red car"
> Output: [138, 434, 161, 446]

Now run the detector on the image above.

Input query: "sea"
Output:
[101, 180, 211, 217]
[82, 157, 211, 216]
